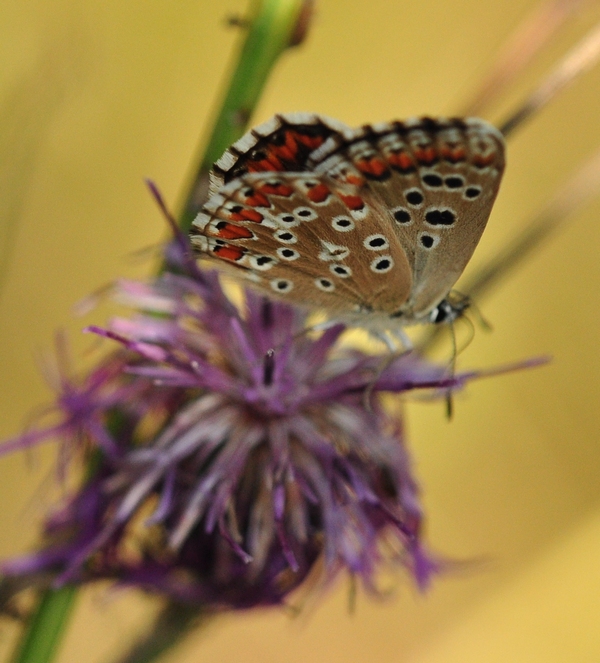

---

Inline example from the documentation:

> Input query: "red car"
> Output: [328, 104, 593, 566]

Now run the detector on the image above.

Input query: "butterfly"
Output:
[189, 113, 505, 331]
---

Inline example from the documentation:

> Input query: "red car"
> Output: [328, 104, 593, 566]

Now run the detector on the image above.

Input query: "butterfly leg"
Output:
[363, 331, 413, 411]
[370, 331, 396, 353]
[309, 319, 345, 333]
[291, 319, 345, 345]
[387, 327, 413, 353]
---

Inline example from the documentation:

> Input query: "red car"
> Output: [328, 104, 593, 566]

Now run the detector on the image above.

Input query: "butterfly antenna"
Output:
[292, 318, 340, 343]
[455, 313, 476, 355]
[467, 298, 494, 333]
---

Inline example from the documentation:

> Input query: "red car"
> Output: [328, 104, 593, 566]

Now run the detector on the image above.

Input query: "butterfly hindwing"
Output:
[191, 170, 413, 316]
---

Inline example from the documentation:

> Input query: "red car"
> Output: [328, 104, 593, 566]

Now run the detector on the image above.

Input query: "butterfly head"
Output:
[428, 293, 471, 324]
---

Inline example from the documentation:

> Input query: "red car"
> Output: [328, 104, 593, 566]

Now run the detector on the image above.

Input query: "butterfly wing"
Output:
[190, 169, 413, 316]
[209, 112, 351, 193]
[307, 117, 506, 322]
[191, 114, 505, 325]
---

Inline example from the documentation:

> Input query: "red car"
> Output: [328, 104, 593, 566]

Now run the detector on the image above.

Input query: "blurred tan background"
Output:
[2, 1, 600, 661]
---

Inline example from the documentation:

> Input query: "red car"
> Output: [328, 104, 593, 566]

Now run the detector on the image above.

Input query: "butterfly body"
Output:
[190, 113, 505, 329]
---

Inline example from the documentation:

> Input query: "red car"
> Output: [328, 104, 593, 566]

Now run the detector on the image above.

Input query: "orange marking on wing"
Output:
[440, 146, 466, 163]
[388, 151, 416, 172]
[246, 154, 284, 173]
[345, 173, 365, 186]
[214, 245, 246, 262]
[307, 182, 331, 203]
[275, 130, 302, 162]
[230, 208, 264, 223]
[339, 193, 365, 211]
[472, 153, 496, 168]
[294, 131, 325, 150]
[216, 222, 253, 240]
[274, 145, 296, 162]
[265, 153, 285, 170]
[258, 182, 294, 197]
[413, 146, 438, 165]
[356, 157, 389, 178]
[243, 192, 270, 207]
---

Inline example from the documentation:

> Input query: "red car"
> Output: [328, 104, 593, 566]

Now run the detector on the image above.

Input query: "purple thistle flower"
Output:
[0, 239, 515, 610]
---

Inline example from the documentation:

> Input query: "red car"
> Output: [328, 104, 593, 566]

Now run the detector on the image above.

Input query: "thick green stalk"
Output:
[179, 0, 313, 230]
[9, 586, 78, 663]
[9, 1, 312, 662]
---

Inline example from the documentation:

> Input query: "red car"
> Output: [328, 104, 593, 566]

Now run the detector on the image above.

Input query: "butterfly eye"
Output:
[370, 255, 394, 273]
[429, 305, 446, 323]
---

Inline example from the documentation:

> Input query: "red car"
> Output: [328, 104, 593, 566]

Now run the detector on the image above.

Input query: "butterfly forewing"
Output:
[191, 170, 413, 315]
[209, 113, 351, 194]
[191, 114, 505, 326]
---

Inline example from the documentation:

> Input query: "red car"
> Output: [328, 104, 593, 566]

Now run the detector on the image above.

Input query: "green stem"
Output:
[9, 1, 312, 662]
[179, 0, 312, 230]
[10, 586, 78, 663]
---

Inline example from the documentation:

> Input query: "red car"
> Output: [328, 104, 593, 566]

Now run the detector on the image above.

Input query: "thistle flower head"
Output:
[0, 240, 482, 609]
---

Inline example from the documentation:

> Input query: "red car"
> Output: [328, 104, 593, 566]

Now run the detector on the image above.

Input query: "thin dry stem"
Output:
[499, 18, 600, 136]
[460, 0, 588, 117]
